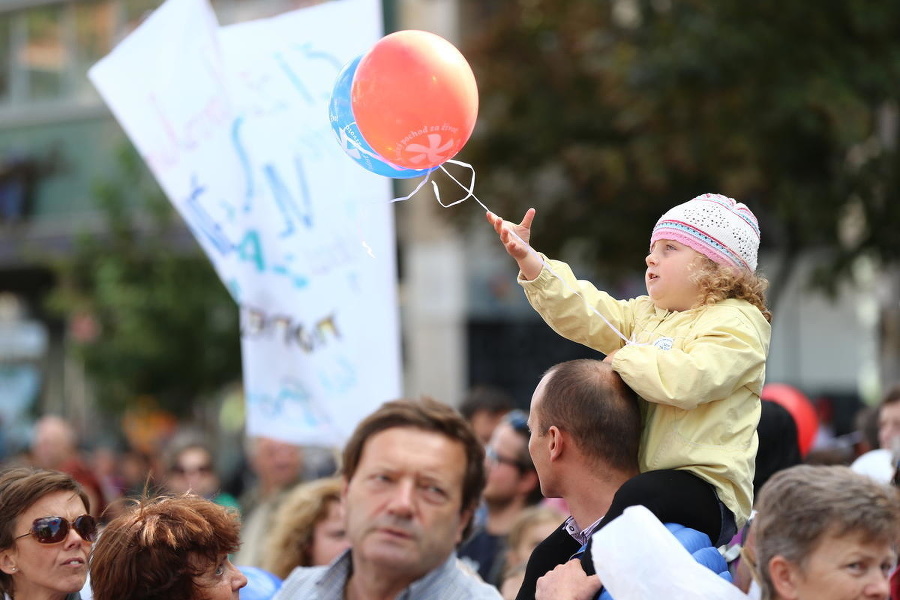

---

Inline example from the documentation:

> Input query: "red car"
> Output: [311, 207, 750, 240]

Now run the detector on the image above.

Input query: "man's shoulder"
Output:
[273, 556, 502, 600]
[272, 565, 334, 600]
[531, 520, 579, 555]
[434, 559, 504, 600]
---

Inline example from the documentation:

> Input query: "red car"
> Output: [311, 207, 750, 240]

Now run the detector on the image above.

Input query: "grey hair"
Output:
[754, 464, 900, 599]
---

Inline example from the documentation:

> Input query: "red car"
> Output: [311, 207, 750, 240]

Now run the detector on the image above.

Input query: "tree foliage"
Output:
[459, 0, 900, 295]
[46, 146, 241, 417]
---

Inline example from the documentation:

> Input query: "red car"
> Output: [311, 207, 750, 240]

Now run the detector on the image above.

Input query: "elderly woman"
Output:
[0, 467, 97, 600]
[90, 495, 247, 600]
[261, 476, 349, 578]
[751, 464, 900, 600]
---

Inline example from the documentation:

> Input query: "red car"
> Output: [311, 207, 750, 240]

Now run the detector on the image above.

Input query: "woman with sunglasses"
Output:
[163, 441, 240, 514]
[0, 467, 97, 600]
[90, 494, 247, 600]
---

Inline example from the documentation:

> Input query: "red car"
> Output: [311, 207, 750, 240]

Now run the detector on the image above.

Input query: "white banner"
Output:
[89, 0, 401, 446]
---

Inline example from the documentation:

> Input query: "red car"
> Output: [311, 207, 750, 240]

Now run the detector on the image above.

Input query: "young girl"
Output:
[487, 193, 771, 552]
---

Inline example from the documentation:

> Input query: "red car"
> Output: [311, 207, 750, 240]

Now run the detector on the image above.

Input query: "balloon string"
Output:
[435, 158, 637, 347]
[437, 160, 488, 211]
[391, 170, 434, 203]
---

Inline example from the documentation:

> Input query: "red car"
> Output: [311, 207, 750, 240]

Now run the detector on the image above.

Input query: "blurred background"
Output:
[0, 0, 898, 477]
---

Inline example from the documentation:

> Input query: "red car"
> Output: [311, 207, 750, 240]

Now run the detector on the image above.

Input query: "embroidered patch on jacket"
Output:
[653, 337, 674, 350]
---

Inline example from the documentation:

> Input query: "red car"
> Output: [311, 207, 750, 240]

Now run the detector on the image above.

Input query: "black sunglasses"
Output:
[15, 515, 98, 544]
[486, 446, 527, 471]
[171, 464, 213, 476]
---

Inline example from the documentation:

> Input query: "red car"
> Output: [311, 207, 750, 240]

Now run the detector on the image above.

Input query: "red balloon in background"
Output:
[351, 30, 479, 169]
[761, 383, 819, 457]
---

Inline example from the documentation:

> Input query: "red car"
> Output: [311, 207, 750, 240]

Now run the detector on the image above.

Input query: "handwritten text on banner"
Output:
[89, 0, 401, 446]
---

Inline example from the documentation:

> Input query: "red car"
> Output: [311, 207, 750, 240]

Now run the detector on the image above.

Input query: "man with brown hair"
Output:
[274, 397, 502, 600]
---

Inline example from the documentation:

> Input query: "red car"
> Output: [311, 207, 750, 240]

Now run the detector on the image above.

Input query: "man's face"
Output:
[879, 402, 900, 451]
[483, 422, 528, 506]
[252, 437, 303, 490]
[527, 376, 556, 498]
[343, 427, 471, 579]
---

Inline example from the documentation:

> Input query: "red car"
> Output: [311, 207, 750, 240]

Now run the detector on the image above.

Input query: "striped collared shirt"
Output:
[272, 549, 502, 600]
[563, 515, 605, 547]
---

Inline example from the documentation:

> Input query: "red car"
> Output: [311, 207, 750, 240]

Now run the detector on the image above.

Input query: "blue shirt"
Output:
[273, 549, 502, 600]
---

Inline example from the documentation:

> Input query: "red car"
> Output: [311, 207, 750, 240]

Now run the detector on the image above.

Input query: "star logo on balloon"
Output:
[339, 129, 362, 160]
[404, 133, 454, 165]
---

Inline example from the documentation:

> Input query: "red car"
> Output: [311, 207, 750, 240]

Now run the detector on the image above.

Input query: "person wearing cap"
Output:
[486, 193, 771, 561]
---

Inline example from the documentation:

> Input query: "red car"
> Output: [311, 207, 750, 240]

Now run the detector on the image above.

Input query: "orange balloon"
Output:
[761, 383, 819, 457]
[351, 30, 479, 169]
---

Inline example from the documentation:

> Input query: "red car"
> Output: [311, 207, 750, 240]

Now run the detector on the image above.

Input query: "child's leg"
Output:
[603, 469, 722, 539]
[580, 469, 728, 576]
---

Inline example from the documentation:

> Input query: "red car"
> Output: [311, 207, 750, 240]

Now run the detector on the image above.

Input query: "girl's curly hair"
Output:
[690, 256, 772, 322]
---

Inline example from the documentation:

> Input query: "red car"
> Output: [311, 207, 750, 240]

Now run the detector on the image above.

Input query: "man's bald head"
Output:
[532, 359, 641, 473]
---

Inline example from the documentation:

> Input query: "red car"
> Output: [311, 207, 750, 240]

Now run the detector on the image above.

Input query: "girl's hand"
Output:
[486, 208, 536, 261]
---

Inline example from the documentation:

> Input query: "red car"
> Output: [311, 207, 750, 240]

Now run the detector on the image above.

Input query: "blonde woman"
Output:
[262, 477, 349, 578]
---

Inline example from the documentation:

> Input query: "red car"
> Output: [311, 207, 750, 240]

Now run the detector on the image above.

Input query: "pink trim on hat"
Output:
[651, 221, 749, 270]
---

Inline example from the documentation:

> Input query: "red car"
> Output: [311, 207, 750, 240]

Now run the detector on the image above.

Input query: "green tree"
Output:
[47, 145, 241, 417]
[460, 0, 900, 299]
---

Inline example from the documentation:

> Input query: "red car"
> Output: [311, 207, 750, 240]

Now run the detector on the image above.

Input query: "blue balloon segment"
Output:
[239, 566, 282, 600]
[329, 56, 431, 179]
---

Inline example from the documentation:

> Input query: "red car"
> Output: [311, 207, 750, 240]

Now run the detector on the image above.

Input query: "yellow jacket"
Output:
[521, 258, 770, 527]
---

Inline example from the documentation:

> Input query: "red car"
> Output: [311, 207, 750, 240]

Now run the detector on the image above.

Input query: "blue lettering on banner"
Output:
[237, 230, 265, 272]
[275, 44, 343, 105]
[264, 156, 313, 237]
[318, 354, 357, 395]
[231, 116, 256, 213]
[274, 52, 314, 104]
[234, 229, 308, 288]
[231, 117, 315, 237]
[246, 379, 327, 427]
[182, 175, 234, 256]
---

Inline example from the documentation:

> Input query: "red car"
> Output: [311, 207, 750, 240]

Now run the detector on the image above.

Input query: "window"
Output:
[121, 0, 159, 36]
[0, 0, 124, 111]
[0, 15, 10, 103]
[20, 4, 67, 101]
[0, 0, 319, 113]
[73, 0, 117, 101]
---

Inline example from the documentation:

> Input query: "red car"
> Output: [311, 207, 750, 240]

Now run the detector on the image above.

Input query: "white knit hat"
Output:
[650, 193, 760, 271]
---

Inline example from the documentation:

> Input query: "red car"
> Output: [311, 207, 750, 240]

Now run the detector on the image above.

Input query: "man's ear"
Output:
[547, 426, 563, 461]
[456, 507, 474, 544]
[767, 555, 801, 600]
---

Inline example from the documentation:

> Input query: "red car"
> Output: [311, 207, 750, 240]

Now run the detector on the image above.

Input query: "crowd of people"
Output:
[1, 371, 898, 600]
[2, 193, 899, 600]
